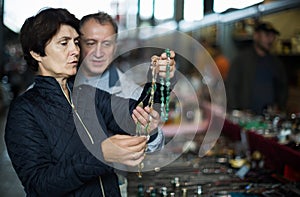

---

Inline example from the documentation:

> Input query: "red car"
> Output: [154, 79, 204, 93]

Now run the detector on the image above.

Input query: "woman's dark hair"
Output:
[79, 11, 118, 40]
[20, 8, 80, 71]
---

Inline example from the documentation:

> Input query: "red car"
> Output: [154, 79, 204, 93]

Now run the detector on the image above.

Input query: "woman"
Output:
[5, 8, 175, 196]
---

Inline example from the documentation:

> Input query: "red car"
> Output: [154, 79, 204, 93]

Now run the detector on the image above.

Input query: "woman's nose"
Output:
[70, 42, 80, 56]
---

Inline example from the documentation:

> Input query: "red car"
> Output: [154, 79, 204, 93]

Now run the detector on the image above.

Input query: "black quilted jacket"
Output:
[4, 76, 151, 197]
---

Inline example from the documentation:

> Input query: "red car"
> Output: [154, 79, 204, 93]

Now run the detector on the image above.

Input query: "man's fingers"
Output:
[133, 106, 150, 125]
[161, 50, 175, 59]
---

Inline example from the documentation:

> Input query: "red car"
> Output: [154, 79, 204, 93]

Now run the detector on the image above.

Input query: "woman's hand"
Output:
[101, 134, 147, 166]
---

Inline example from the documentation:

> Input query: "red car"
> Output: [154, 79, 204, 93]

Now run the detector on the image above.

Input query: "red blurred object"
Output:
[284, 165, 300, 181]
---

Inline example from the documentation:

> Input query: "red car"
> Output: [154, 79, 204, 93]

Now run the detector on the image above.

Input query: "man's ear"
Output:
[30, 51, 42, 62]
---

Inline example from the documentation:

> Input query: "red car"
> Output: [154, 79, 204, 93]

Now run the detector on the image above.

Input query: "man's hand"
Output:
[151, 50, 176, 78]
[132, 105, 160, 134]
[101, 134, 147, 166]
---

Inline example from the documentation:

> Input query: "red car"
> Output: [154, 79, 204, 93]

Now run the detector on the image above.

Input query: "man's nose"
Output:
[94, 44, 104, 57]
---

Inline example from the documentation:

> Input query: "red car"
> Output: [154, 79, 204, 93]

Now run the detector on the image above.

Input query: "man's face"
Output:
[254, 31, 276, 54]
[79, 19, 117, 77]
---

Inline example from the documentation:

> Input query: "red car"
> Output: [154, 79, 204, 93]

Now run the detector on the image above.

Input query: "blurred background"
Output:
[1, 0, 300, 112]
[1, 0, 300, 196]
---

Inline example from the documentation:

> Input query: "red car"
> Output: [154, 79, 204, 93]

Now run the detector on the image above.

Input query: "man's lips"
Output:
[92, 59, 105, 63]
[91, 59, 106, 66]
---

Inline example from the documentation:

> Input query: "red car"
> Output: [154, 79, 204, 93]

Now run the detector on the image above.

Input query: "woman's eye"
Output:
[60, 41, 68, 46]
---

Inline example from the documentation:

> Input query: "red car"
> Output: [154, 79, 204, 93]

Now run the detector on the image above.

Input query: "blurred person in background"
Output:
[211, 44, 230, 81]
[199, 38, 230, 81]
[226, 21, 288, 115]
[5, 7, 175, 196]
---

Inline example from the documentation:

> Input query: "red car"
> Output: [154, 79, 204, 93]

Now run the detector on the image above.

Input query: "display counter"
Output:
[126, 107, 300, 195]
[222, 119, 300, 181]
[127, 131, 300, 196]
[126, 103, 300, 195]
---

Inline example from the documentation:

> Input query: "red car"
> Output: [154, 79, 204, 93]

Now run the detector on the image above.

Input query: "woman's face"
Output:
[37, 24, 80, 79]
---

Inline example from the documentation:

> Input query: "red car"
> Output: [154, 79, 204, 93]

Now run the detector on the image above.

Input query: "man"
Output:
[78, 12, 141, 98]
[78, 12, 175, 196]
[226, 21, 288, 115]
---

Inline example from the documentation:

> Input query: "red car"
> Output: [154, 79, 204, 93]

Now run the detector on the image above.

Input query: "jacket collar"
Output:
[107, 64, 120, 88]
[34, 75, 74, 91]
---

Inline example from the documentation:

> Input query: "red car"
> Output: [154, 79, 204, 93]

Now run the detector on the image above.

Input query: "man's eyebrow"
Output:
[81, 38, 96, 41]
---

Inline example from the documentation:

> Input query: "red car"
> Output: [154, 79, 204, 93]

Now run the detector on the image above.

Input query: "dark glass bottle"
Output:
[137, 184, 144, 197]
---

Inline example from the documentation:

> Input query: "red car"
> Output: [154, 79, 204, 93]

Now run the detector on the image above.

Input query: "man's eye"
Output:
[86, 41, 95, 46]
[102, 42, 113, 47]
